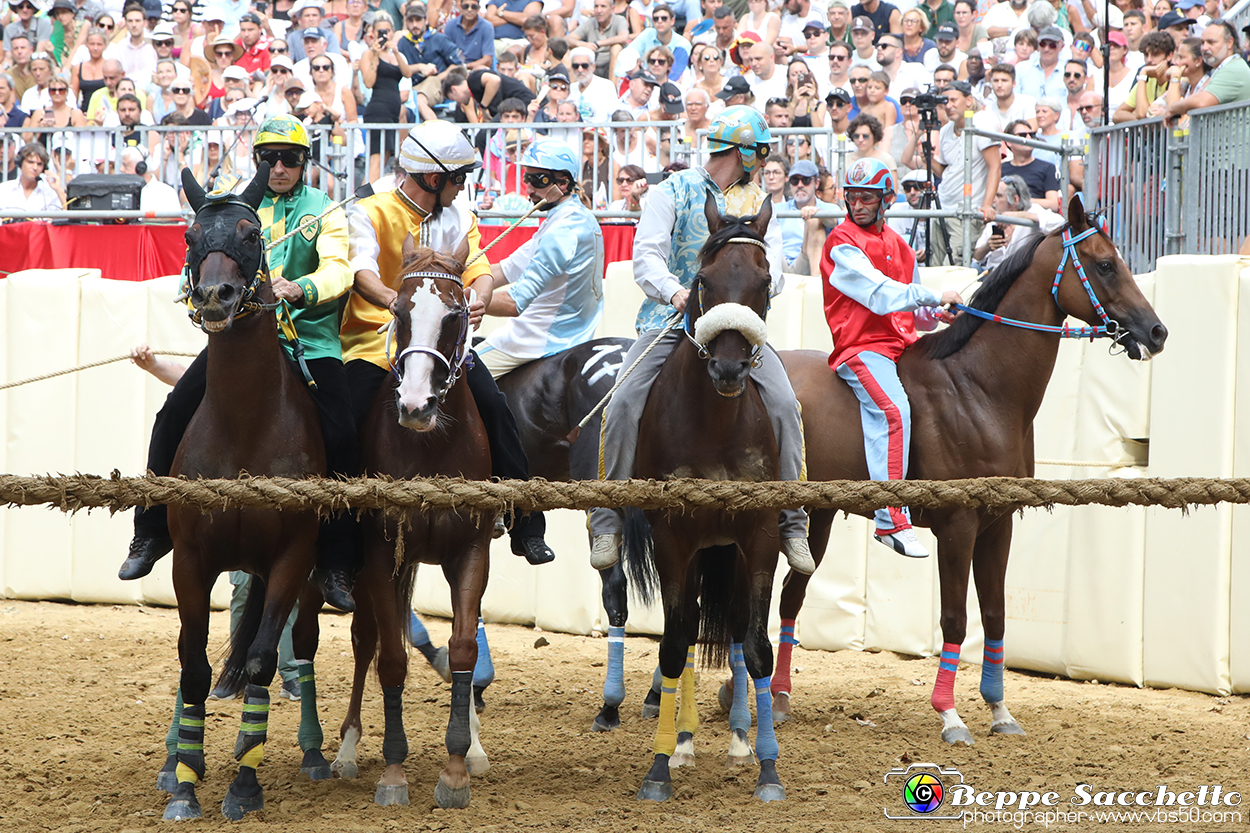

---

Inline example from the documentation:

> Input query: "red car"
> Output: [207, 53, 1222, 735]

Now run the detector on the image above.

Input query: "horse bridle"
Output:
[682, 236, 771, 367]
[387, 269, 472, 402]
[179, 196, 278, 330]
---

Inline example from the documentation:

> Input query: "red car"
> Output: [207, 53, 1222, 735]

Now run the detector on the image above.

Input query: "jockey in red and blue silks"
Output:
[819, 158, 963, 559]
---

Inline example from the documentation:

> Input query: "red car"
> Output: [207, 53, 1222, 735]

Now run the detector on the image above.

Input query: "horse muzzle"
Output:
[190, 282, 242, 333]
[708, 356, 751, 397]
[1118, 317, 1168, 361]
[397, 395, 440, 432]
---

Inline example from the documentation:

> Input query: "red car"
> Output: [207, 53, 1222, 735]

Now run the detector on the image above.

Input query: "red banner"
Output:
[478, 222, 636, 267]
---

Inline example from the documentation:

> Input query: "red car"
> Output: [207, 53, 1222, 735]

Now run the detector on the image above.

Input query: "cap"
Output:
[1037, 25, 1064, 43]
[285, 74, 306, 91]
[899, 86, 920, 99]
[1175, 0, 1203, 9]
[143, 0, 163, 17]
[49, 0, 76, 13]
[546, 63, 569, 82]
[729, 30, 761, 65]
[222, 65, 249, 80]
[270, 54, 294, 69]
[628, 68, 659, 85]
[303, 26, 327, 39]
[789, 159, 819, 178]
[200, 5, 227, 22]
[716, 75, 751, 100]
[935, 22, 957, 40]
[851, 15, 874, 32]
[899, 169, 930, 183]
[801, 18, 827, 32]
[290, 0, 325, 13]
[946, 79, 972, 95]
[658, 81, 683, 113]
[827, 0, 849, 9]
[239, 11, 262, 25]
[405, 2, 427, 16]
[1106, 30, 1127, 46]
[294, 91, 320, 110]
[825, 87, 851, 104]
[1157, 10, 1194, 28]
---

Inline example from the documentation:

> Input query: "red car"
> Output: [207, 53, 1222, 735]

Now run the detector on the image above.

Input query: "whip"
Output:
[465, 198, 550, 268]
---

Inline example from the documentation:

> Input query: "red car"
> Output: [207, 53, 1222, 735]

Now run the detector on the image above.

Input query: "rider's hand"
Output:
[130, 344, 156, 371]
[940, 289, 964, 307]
[468, 297, 485, 329]
[670, 288, 690, 313]
[271, 277, 305, 304]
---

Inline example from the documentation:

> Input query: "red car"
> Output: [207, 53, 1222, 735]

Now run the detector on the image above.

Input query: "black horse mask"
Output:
[181, 164, 272, 287]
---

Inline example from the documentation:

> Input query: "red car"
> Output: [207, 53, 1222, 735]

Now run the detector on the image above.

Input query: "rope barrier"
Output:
[1, 472, 1247, 516]
[0, 351, 202, 392]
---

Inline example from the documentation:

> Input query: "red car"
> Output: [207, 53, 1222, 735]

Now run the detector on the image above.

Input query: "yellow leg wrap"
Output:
[175, 762, 199, 784]
[238, 742, 264, 770]
[677, 649, 698, 735]
[653, 676, 680, 756]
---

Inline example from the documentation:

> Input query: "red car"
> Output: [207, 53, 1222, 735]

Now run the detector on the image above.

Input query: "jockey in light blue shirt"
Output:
[477, 140, 606, 379]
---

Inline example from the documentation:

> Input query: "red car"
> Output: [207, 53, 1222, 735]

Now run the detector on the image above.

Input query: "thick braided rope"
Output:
[0, 473, 1247, 516]
[0, 352, 203, 392]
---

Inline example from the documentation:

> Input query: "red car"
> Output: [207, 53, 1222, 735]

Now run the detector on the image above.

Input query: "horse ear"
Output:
[239, 162, 271, 211]
[181, 167, 206, 213]
[402, 232, 416, 262]
[749, 194, 773, 239]
[1067, 193, 1087, 231]
[703, 189, 725, 236]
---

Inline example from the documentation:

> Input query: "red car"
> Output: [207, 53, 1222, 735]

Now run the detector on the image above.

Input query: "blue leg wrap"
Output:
[473, 618, 495, 689]
[603, 625, 626, 707]
[753, 676, 779, 762]
[729, 643, 751, 734]
[980, 639, 1005, 703]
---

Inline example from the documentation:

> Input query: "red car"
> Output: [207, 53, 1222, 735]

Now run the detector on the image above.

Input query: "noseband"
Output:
[682, 236, 771, 367]
[387, 270, 472, 403]
[179, 196, 277, 331]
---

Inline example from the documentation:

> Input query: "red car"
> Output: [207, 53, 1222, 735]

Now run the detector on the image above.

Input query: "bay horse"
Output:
[773, 197, 1167, 743]
[493, 335, 645, 732]
[622, 193, 787, 803]
[161, 165, 331, 821]
[330, 243, 494, 809]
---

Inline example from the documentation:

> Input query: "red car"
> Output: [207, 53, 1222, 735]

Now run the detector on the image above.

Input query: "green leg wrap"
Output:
[233, 684, 270, 762]
[296, 660, 323, 752]
[176, 703, 206, 783]
[165, 687, 185, 757]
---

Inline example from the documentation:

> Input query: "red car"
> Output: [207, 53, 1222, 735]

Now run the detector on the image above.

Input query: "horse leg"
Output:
[670, 643, 698, 769]
[156, 688, 184, 793]
[592, 561, 629, 732]
[332, 559, 378, 780]
[163, 547, 213, 821]
[369, 553, 411, 807]
[932, 512, 979, 746]
[742, 525, 784, 803]
[291, 579, 331, 781]
[771, 507, 833, 723]
[435, 543, 489, 809]
[642, 665, 662, 719]
[407, 609, 451, 682]
[472, 616, 494, 715]
[972, 514, 1025, 737]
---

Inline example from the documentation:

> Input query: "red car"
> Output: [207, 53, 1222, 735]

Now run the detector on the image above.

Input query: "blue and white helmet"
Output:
[706, 105, 773, 174]
[521, 140, 581, 182]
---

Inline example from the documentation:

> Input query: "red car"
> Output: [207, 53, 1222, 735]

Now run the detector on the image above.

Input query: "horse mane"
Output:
[398, 247, 465, 278]
[699, 214, 765, 268]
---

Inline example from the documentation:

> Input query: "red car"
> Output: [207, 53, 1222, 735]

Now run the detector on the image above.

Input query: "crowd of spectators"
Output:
[0, 0, 1247, 264]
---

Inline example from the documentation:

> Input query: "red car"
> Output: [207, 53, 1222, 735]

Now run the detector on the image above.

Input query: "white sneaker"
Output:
[782, 538, 816, 575]
[874, 527, 930, 558]
[590, 533, 621, 570]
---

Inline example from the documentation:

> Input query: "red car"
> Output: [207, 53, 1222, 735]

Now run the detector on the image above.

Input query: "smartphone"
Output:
[993, 223, 1005, 236]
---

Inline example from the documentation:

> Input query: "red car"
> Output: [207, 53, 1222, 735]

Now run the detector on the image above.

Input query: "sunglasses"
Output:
[216, 49, 237, 56]
[900, 96, 915, 105]
[271, 66, 291, 73]
[549, 81, 569, 90]
[171, 86, 192, 93]
[653, 13, 670, 20]
[462, 2, 479, 7]
[270, 45, 288, 53]
[830, 53, 847, 60]
[615, 175, 638, 183]
[153, 38, 174, 46]
[571, 62, 591, 69]
[788, 174, 814, 185]
[1013, 131, 1035, 138]
[648, 57, 669, 65]
[311, 63, 333, 70]
[99, 22, 114, 28]
[523, 170, 558, 188]
[49, 86, 68, 93]
[173, 4, 190, 10]
[903, 183, 923, 191]
[702, 53, 722, 60]
[1078, 104, 1097, 111]
[845, 191, 882, 205]
[850, 77, 868, 84]
[1039, 40, 1060, 47]
[255, 147, 308, 168]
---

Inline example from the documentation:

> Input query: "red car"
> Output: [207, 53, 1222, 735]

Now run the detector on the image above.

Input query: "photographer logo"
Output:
[884, 763, 964, 820]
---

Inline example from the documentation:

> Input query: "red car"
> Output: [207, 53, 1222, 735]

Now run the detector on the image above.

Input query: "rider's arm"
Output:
[347, 203, 397, 308]
[826, 244, 943, 313]
[633, 186, 683, 305]
[290, 206, 353, 307]
[501, 225, 579, 313]
[485, 235, 540, 317]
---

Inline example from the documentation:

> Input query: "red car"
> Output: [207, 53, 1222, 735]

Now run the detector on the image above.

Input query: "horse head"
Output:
[389, 235, 471, 431]
[1056, 195, 1168, 360]
[690, 190, 773, 397]
[180, 164, 272, 334]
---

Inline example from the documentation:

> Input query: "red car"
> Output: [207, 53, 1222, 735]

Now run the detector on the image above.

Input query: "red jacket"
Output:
[819, 218, 919, 370]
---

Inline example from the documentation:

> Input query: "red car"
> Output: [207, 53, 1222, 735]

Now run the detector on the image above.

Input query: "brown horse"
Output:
[622, 194, 787, 803]
[773, 197, 1168, 743]
[161, 165, 331, 821]
[330, 244, 494, 809]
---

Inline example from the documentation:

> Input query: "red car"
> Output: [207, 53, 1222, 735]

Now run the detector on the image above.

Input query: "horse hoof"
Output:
[331, 759, 358, 779]
[640, 702, 660, 719]
[434, 777, 471, 809]
[717, 680, 733, 712]
[754, 783, 787, 803]
[221, 785, 264, 821]
[670, 752, 695, 768]
[156, 754, 178, 793]
[374, 783, 410, 806]
[942, 726, 976, 746]
[431, 646, 452, 684]
[473, 688, 486, 715]
[302, 749, 332, 781]
[636, 780, 673, 802]
[772, 692, 791, 724]
[466, 752, 490, 776]
[592, 704, 621, 732]
[163, 798, 202, 821]
[991, 720, 1026, 737]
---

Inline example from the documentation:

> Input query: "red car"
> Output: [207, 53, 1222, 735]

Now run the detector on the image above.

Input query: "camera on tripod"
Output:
[913, 86, 947, 129]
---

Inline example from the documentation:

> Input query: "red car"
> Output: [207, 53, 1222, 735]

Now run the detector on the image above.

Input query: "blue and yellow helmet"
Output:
[706, 105, 773, 174]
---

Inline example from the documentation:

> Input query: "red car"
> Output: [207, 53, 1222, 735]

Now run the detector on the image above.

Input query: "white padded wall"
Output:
[1229, 265, 1250, 693]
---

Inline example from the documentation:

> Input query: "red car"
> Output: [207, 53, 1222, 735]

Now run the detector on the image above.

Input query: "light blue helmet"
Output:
[706, 105, 773, 174]
[521, 140, 581, 181]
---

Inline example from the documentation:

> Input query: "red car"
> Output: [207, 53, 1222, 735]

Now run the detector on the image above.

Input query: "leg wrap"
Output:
[752, 676, 779, 762]
[728, 643, 751, 734]
[407, 612, 440, 664]
[772, 621, 797, 696]
[233, 685, 269, 763]
[381, 685, 409, 766]
[165, 688, 185, 757]
[676, 646, 698, 736]
[446, 672, 472, 758]
[296, 660, 323, 752]
[176, 703, 206, 783]
[603, 625, 626, 707]
[653, 675, 680, 756]
[932, 642, 961, 713]
[980, 639, 1005, 704]
[473, 619, 495, 690]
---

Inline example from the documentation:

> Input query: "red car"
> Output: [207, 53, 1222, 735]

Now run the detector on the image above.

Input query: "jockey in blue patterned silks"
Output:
[587, 105, 816, 576]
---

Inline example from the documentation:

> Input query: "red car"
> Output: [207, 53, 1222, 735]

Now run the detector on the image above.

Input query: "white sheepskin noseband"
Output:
[692, 303, 768, 349]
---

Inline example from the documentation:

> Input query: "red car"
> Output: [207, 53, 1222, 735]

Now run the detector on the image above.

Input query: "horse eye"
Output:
[1098, 260, 1114, 273]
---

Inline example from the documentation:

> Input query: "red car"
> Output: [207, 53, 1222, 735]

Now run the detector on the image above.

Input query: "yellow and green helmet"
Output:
[253, 115, 311, 150]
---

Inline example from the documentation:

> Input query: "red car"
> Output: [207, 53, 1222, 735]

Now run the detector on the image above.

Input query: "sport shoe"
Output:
[874, 527, 930, 558]
[781, 538, 816, 575]
[117, 534, 174, 581]
[208, 675, 241, 701]
[590, 533, 621, 570]
[279, 677, 301, 701]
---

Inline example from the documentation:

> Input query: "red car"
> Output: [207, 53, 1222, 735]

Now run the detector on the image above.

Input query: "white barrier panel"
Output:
[1230, 266, 1250, 694]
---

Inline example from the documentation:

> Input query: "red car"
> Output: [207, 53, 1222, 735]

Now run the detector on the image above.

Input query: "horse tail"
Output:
[221, 573, 270, 691]
[621, 507, 659, 607]
[696, 545, 739, 670]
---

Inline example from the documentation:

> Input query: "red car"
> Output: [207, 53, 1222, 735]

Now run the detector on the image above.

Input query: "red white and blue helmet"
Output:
[521, 140, 581, 182]
[707, 105, 773, 175]
[843, 157, 896, 221]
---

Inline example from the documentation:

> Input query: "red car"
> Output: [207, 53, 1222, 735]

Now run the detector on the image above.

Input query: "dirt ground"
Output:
[0, 600, 1247, 833]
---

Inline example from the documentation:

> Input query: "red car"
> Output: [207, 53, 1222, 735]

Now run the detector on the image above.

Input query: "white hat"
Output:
[222, 65, 249, 81]
[294, 90, 320, 110]
[899, 169, 930, 183]
[270, 54, 294, 70]
[201, 4, 227, 21]
[226, 97, 260, 116]
[291, 0, 325, 14]
[399, 121, 480, 174]
[150, 21, 175, 37]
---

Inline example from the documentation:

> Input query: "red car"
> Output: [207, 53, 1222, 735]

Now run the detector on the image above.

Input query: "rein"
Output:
[385, 269, 472, 401]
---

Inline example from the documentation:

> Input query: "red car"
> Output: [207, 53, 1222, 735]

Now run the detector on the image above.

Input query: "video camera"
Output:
[914, 86, 947, 129]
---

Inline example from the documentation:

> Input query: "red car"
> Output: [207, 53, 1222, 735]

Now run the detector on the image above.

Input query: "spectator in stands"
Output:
[608, 162, 647, 214]
[147, 59, 178, 122]
[23, 73, 86, 144]
[119, 145, 181, 214]
[984, 0, 1028, 38]
[951, 0, 982, 53]
[580, 126, 611, 206]
[686, 43, 724, 101]
[333, 0, 369, 54]
[1156, 10, 1196, 47]
[149, 27, 190, 82]
[4, 0, 53, 55]
[296, 28, 351, 87]
[1102, 32, 1138, 111]
[444, 65, 535, 120]
[922, 23, 965, 73]
[205, 65, 250, 118]
[629, 5, 693, 78]
[1157, 36, 1205, 115]
[986, 62, 1036, 129]
[396, 4, 464, 120]
[1115, 31, 1173, 121]
[860, 70, 897, 128]
[875, 33, 931, 97]
[105, 2, 158, 89]
[814, 85, 851, 133]
[826, 40, 853, 98]
[972, 174, 1064, 269]
[446, 0, 496, 70]
[1122, 9, 1146, 52]
[234, 13, 271, 76]
[610, 107, 657, 173]
[696, 6, 737, 54]
[848, 111, 897, 173]
[931, 61, 955, 95]
[1000, 118, 1060, 209]
[85, 58, 123, 124]
[888, 168, 929, 261]
[780, 157, 836, 276]
[486, 0, 543, 55]
[110, 92, 147, 148]
[852, 0, 902, 41]
[206, 35, 243, 107]
[71, 28, 108, 110]
[155, 111, 199, 186]
[529, 61, 569, 122]
[641, 45, 678, 90]
[567, 45, 618, 118]
[899, 8, 935, 66]
[1034, 96, 1068, 160]
[1167, 20, 1250, 121]
[1076, 89, 1103, 129]
[826, 0, 851, 45]
[167, 76, 211, 124]
[765, 95, 790, 127]
[285, 0, 343, 62]
[306, 51, 357, 126]
[1009, 27, 1036, 65]
[797, 22, 831, 86]
[568, 0, 629, 78]
[849, 16, 878, 69]
[1063, 58, 1087, 127]
[746, 40, 786, 101]
[787, 60, 823, 124]
[715, 73, 753, 106]
[777, 0, 827, 58]
[1015, 26, 1065, 101]
[169, 1, 202, 56]
[0, 142, 65, 216]
[739, 0, 780, 47]
[48, 0, 84, 67]
[0, 73, 27, 127]
[761, 155, 789, 207]
[19, 51, 54, 114]
[678, 83, 711, 141]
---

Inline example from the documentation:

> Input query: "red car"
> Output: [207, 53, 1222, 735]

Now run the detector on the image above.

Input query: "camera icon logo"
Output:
[884, 763, 965, 820]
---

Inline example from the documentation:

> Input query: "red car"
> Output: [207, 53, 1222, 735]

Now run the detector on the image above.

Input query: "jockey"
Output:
[118, 114, 360, 611]
[475, 140, 605, 378]
[340, 120, 556, 566]
[820, 158, 963, 558]
[588, 104, 817, 577]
